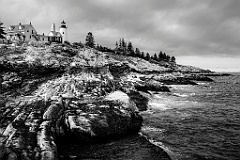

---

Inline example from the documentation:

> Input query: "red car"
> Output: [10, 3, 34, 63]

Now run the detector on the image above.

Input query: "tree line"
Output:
[114, 38, 176, 63]
[84, 32, 176, 63]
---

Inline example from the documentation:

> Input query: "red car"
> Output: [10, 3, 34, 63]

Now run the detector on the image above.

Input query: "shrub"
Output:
[64, 41, 71, 46]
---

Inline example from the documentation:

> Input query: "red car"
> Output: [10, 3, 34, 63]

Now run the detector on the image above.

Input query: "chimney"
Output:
[51, 23, 56, 32]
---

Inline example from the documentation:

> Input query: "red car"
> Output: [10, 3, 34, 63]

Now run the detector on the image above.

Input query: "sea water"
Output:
[141, 73, 240, 160]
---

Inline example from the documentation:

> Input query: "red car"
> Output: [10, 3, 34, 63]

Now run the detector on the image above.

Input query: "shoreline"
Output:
[0, 44, 219, 160]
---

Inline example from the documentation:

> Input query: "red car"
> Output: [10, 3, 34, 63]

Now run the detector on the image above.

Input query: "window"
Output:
[63, 32, 64, 34]
[30, 35, 31, 39]
[27, 30, 29, 32]
[43, 38, 44, 41]
[32, 30, 33, 34]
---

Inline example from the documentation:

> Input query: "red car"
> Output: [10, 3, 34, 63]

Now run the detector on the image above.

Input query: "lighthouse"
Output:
[59, 20, 68, 43]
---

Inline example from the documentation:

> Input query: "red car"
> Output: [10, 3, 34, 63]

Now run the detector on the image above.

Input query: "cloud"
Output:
[1, 0, 240, 58]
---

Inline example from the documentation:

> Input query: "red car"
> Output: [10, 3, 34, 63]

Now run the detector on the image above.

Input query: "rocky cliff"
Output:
[0, 44, 213, 160]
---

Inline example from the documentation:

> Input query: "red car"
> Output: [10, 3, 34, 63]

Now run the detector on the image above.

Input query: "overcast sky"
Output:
[1, 0, 240, 71]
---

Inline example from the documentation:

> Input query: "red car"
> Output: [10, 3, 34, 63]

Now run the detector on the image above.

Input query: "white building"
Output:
[6, 21, 68, 44]
[6, 22, 38, 42]
[59, 20, 68, 43]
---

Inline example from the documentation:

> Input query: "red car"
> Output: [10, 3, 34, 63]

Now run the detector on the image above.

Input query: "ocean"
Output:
[141, 73, 240, 160]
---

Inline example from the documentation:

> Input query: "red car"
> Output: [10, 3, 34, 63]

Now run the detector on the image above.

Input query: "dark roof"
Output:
[7, 24, 32, 32]
[60, 20, 67, 28]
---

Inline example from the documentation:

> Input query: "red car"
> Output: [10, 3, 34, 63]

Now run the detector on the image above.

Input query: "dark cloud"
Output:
[1, 0, 240, 58]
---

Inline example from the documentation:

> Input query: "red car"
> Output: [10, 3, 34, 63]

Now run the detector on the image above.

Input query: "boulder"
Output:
[109, 62, 131, 78]
[63, 91, 142, 143]
[127, 90, 150, 111]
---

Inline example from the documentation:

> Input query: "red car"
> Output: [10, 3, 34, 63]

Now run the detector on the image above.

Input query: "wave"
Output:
[141, 126, 165, 133]
[148, 101, 170, 110]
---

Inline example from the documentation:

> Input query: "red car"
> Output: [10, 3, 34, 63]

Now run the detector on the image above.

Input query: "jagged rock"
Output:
[184, 74, 214, 82]
[127, 90, 149, 112]
[0, 83, 144, 160]
[63, 91, 142, 143]
[201, 73, 231, 76]
[0, 98, 46, 160]
[152, 74, 197, 85]
[37, 121, 58, 160]
[173, 64, 212, 73]
[135, 79, 170, 92]
[0, 45, 203, 159]
[0, 72, 22, 91]
[43, 103, 62, 121]
[109, 62, 131, 78]
[162, 77, 197, 85]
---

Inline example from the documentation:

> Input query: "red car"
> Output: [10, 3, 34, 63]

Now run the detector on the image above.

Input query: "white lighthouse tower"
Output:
[59, 20, 68, 43]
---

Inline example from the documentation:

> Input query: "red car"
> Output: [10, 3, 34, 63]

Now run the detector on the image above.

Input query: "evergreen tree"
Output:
[119, 39, 122, 48]
[0, 21, 6, 39]
[99, 45, 103, 51]
[146, 52, 150, 60]
[141, 52, 145, 58]
[127, 41, 134, 56]
[158, 51, 163, 61]
[118, 38, 124, 54]
[166, 55, 171, 62]
[85, 32, 95, 48]
[163, 52, 167, 60]
[153, 53, 158, 61]
[121, 38, 126, 48]
[96, 44, 100, 49]
[135, 48, 141, 57]
[171, 56, 176, 63]
[127, 41, 133, 52]
[122, 38, 126, 55]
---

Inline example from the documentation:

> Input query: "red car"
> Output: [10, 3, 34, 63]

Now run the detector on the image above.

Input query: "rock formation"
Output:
[0, 44, 213, 159]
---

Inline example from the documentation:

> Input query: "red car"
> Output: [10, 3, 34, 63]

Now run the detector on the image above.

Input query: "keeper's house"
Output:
[5, 21, 68, 44]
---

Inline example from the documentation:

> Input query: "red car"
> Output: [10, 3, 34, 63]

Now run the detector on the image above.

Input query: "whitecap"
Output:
[172, 93, 189, 97]
[148, 101, 170, 110]
[140, 109, 155, 115]
[141, 126, 165, 133]
[196, 82, 208, 85]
